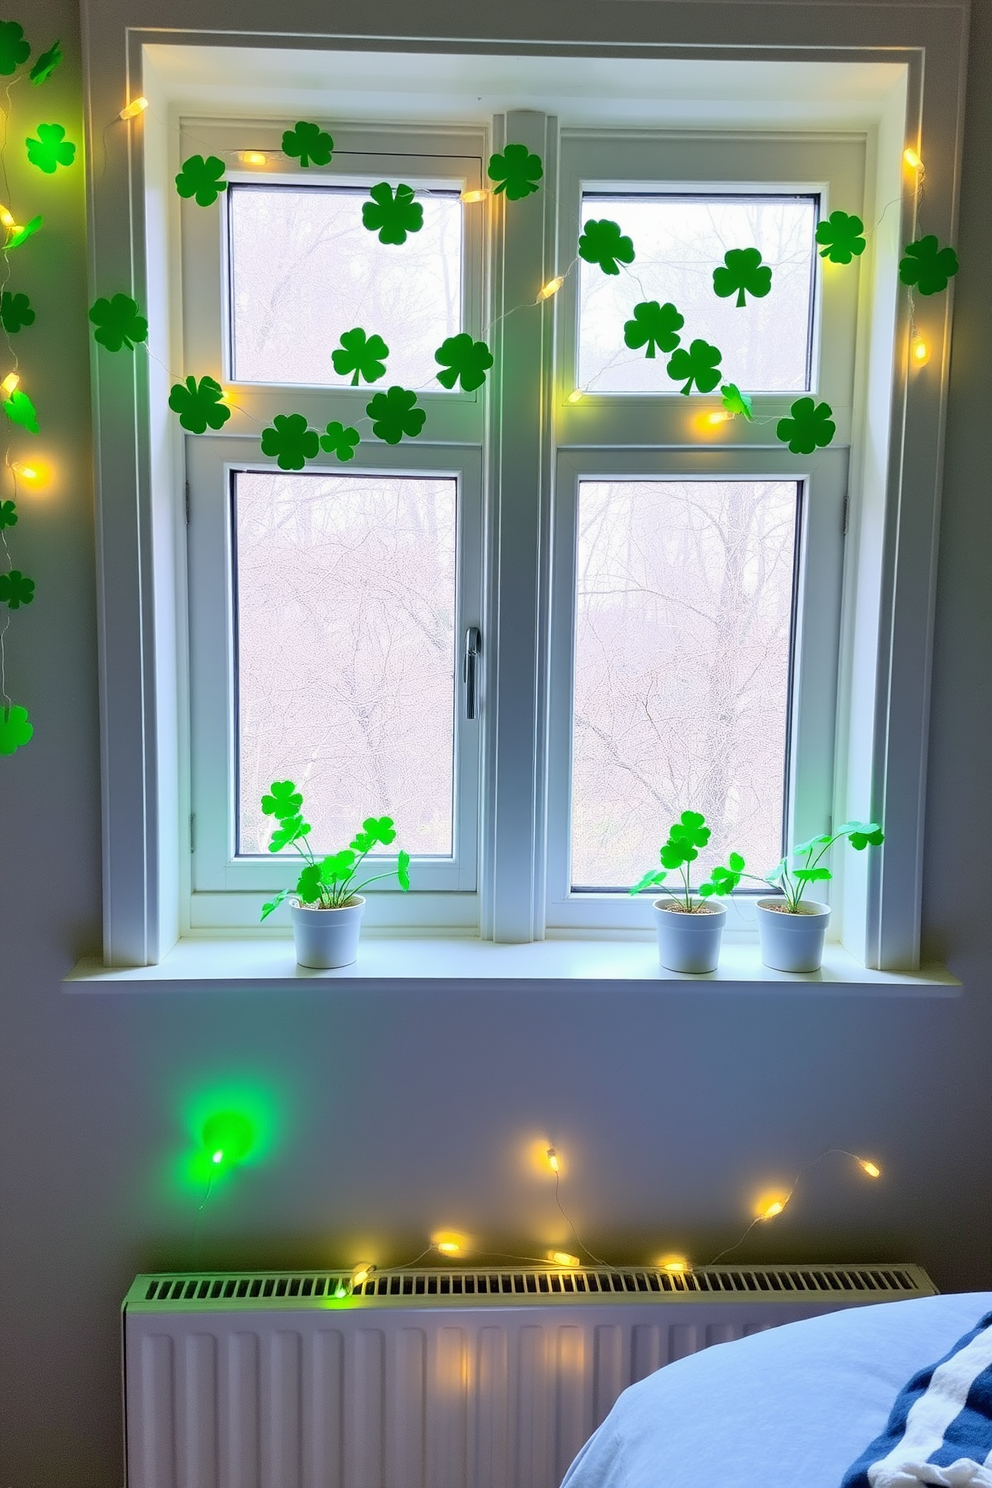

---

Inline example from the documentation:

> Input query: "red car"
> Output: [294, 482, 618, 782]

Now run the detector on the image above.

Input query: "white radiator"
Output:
[123, 1262, 936, 1488]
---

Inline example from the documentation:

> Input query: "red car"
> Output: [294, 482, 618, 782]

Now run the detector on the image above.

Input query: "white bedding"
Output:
[560, 1293, 992, 1488]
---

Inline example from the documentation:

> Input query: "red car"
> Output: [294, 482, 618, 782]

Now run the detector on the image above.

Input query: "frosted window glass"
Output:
[235, 471, 457, 857]
[578, 196, 816, 394]
[571, 481, 797, 890]
[229, 185, 462, 388]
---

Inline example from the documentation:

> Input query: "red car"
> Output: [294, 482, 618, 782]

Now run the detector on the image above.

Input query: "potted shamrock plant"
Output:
[630, 811, 744, 974]
[259, 780, 410, 968]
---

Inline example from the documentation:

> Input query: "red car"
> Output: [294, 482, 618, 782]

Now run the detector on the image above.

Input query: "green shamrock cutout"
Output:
[281, 121, 334, 168]
[899, 236, 959, 296]
[0, 291, 34, 334]
[666, 338, 723, 395]
[776, 396, 836, 454]
[435, 334, 494, 391]
[720, 383, 754, 420]
[260, 413, 320, 470]
[332, 327, 389, 386]
[320, 421, 360, 462]
[578, 219, 635, 276]
[815, 211, 866, 265]
[3, 390, 39, 433]
[7, 216, 41, 250]
[0, 702, 32, 755]
[89, 294, 148, 352]
[366, 386, 426, 445]
[623, 300, 684, 359]
[168, 375, 231, 434]
[0, 21, 29, 75]
[362, 183, 424, 245]
[713, 248, 772, 307]
[0, 499, 16, 527]
[30, 39, 61, 85]
[487, 144, 543, 201]
[0, 569, 35, 608]
[262, 779, 303, 818]
[26, 123, 75, 174]
[175, 155, 227, 207]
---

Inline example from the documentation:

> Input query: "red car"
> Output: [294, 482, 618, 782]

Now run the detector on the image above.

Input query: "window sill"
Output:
[64, 938, 959, 994]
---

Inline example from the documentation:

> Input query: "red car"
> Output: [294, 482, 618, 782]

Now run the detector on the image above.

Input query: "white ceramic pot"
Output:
[756, 898, 831, 973]
[291, 897, 365, 969]
[653, 900, 727, 974]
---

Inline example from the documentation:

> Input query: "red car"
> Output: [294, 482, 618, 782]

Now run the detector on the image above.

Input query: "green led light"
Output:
[201, 1111, 254, 1169]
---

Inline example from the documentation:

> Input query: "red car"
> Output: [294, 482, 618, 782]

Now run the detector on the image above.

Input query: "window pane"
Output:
[571, 480, 798, 890]
[235, 471, 457, 857]
[229, 185, 462, 388]
[578, 196, 816, 394]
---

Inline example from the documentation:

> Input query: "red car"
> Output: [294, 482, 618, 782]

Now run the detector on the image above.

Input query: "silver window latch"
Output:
[464, 626, 482, 720]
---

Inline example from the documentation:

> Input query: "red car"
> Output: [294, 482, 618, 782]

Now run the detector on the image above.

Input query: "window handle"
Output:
[464, 626, 482, 720]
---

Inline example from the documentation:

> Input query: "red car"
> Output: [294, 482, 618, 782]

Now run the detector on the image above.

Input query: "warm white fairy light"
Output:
[119, 97, 149, 121]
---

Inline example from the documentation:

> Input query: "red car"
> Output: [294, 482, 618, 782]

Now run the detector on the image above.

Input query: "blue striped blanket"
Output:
[843, 1310, 992, 1487]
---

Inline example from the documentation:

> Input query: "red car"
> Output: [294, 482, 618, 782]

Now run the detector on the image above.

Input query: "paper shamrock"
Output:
[0, 569, 35, 608]
[89, 294, 148, 352]
[7, 216, 41, 249]
[623, 300, 684, 358]
[435, 334, 493, 391]
[815, 211, 866, 265]
[26, 123, 75, 174]
[0, 291, 34, 334]
[578, 219, 635, 276]
[0, 21, 29, 74]
[0, 499, 16, 527]
[30, 39, 61, 84]
[260, 413, 320, 470]
[713, 248, 772, 307]
[366, 386, 426, 444]
[0, 703, 32, 755]
[332, 327, 389, 386]
[281, 121, 334, 168]
[899, 236, 959, 296]
[3, 389, 39, 432]
[487, 143, 543, 201]
[320, 421, 360, 461]
[776, 396, 836, 454]
[175, 155, 227, 207]
[168, 375, 231, 434]
[666, 338, 723, 395]
[720, 383, 754, 420]
[362, 183, 424, 245]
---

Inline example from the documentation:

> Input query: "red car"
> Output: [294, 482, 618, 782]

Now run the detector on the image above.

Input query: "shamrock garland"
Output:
[435, 334, 493, 391]
[332, 328, 389, 386]
[88, 294, 148, 352]
[488, 144, 543, 201]
[366, 386, 426, 444]
[666, 338, 723, 395]
[3, 389, 39, 432]
[712, 248, 772, 307]
[175, 155, 227, 208]
[776, 397, 836, 454]
[168, 375, 231, 433]
[899, 236, 959, 296]
[0, 703, 32, 755]
[0, 290, 34, 333]
[260, 413, 320, 470]
[320, 421, 360, 461]
[282, 121, 334, 168]
[0, 20, 29, 74]
[623, 301, 683, 359]
[362, 183, 424, 245]
[720, 383, 754, 421]
[26, 122, 75, 174]
[578, 219, 635, 276]
[7, 216, 41, 249]
[815, 211, 866, 265]
[29, 39, 60, 84]
[0, 568, 34, 608]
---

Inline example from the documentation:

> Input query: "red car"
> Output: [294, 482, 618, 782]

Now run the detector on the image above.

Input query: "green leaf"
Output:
[260, 413, 320, 471]
[0, 291, 34, 333]
[435, 334, 493, 391]
[367, 385, 426, 445]
[720, 383, 753, 421]
[0, 568, 35, 609]
[269, 815, 311, 852]
[794, 866, 832, 881]
[7, 216, 41, 249]
[26, 122, 75, 174]
[296, 863, 324, 903]
[397, 849, 411, 891]
[320, 421, 360, 462]
[175, 154, 227, 207]
[487, 143, 543, 200]
[815, 211, 866, 265]
[766, 859, 787, 882]
[321, 850, 356, 884]
[899, 236, 959, 296]
[849, 824, 884, 850]
[89, 293, 148, 352]
[0, 500, 17, 528]
[168, 374, 231, 434]
[666, 338, 723, 396]
[332, 327, 389, 386]
[30, 39, 61, 85]
[728, 852, 745, 872]
[281, 121, 334, 168]
[776, 396, 835, 455]
[660, 840, 695, 869]
[0, 21, 30, 74]
[260, 887, 290, 921]
[362, 182, 423, 245]
[623, 300, 683, 359]
[712, 247, 772, 308]
[629, 868, 667, 896]
[578, 218, 635, 276]
[3, 389, 39, 433]
[792, 834, 832, 855]
[363, 815, 397, 846]
[261, 780, 302, 819]
[0, 702, 32, 754]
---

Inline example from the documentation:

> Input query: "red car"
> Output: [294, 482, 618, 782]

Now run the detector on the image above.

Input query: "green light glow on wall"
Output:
[174, 1079, 282, 1196]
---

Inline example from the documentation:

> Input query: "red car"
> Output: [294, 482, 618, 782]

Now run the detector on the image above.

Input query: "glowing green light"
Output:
[201, 1111, 254, 1169]
[334, 1284, 347, 1299]
[211, 1150, 224, 1164]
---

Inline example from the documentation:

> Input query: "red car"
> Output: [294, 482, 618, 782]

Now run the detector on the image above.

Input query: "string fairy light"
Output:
[460, 188, 489, 204]
[118, 96, 148, 121]
[240, 151, 267, 167]
[1, 373, 20, 397]
[903, 146, 923, 172]
[910, 334, 931, 368]
[537, 275, 564, 301]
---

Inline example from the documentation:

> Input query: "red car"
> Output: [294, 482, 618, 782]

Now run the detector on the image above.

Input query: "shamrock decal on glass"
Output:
[320, 421, 360, 462]
[578, 219, 635, 276]
[88, 294, 148, 352]
[0, 21, 29, 75]
[487, 143, 543, 201]
[262, 779, 303, 818]
[30, 39, 62, 85]
[0, 702, 32, 755]
[331, 327, 389, 386]
[3, 390, 39, 433]
[0, 500, 17, 528]
[281, 121, 334, 168]
[175, 154, 227, 207]
[623, 300, 684, 359]
[168, 375, 231, 434]
[26, 123, 76, 174]
[260, 413, 320, 470]
[720, 383, 754, 420]
[0, 291, 34, 334]
[0, 569, 35, 609]
[435, 334, 494, 391]
[815, 211, 866, 264]
[776, 396, 836, 454]
[362, 183, 424, 245]
[713, 248, 772, 307]
[666, 338, 723, 395]
[899, 236, 959, 296]
[366, 386, 426, 445]
[7, 216, 41, 250]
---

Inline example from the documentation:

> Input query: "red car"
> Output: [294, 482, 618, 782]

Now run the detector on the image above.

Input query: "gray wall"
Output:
[1, 1, 991, 1483]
